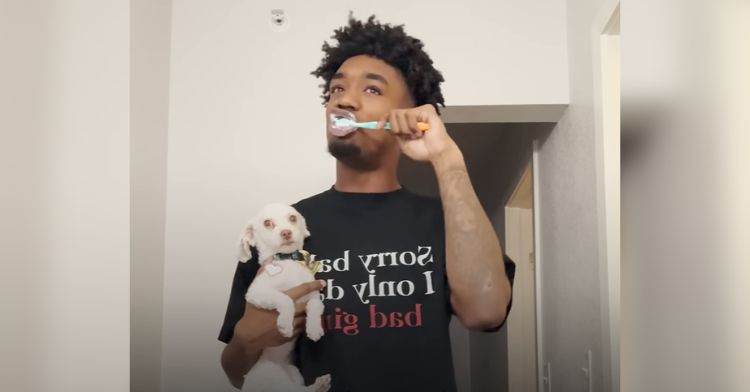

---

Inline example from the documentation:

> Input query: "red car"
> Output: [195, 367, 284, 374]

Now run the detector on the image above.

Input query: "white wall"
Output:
[131, 0, 172, 391]
[598, 25, 620, 392]
[159, 1, 569, 390]
[535, 0, 619, 391]
[620, 2, 748, 391]
[0, 1, 130, 391]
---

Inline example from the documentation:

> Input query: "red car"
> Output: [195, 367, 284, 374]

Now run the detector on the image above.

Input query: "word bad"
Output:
[321, 304, 423, 336]
[369, 303, 422, 328]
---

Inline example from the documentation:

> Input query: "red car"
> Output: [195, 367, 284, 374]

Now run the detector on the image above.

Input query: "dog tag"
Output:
[264, 263, 283, 276]
[296, 249, 321, 275]
[307, 260, 322, 275]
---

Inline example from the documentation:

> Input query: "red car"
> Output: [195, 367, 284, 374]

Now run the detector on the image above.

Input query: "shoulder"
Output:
[397, 189, 444, 230]
[291, 188, 332, 214]
[402, 189, 443, 213]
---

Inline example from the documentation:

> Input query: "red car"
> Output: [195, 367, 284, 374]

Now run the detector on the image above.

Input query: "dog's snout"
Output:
[280, 229, 292, 240]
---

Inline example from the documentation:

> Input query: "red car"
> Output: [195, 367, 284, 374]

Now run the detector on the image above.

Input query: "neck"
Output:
[334, 160, 401, 193]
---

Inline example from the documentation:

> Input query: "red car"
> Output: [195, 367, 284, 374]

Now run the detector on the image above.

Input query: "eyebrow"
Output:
[365, 73, 388, 85]
[331, 72, 389, 85]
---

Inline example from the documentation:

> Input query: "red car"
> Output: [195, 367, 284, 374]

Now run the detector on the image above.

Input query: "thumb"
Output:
[284, 280, 326, 300]
[375, 114, 388, 130]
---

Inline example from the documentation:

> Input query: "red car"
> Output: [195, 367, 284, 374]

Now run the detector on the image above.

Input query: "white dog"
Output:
[237, 203, 331, 392]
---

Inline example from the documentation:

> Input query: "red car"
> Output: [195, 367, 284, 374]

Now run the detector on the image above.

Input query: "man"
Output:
[219, 15, 514, 391]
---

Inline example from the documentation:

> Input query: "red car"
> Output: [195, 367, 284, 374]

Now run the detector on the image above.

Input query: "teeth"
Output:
[328, 111, 357, 136]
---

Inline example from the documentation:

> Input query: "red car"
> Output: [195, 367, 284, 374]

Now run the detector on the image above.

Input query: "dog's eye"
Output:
[263, 219, 274, 229]
[289, 215, 297, 223]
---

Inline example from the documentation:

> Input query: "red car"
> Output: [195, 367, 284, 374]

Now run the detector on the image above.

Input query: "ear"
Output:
[237, 223, 256, 262]
[300, 215, 311, 238]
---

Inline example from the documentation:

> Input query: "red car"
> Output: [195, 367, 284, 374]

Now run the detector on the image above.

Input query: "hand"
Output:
[232, 280, 326, 352]
[380, 104, 460, 164]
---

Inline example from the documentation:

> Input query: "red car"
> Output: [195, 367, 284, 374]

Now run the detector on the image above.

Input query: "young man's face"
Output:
[325, 55, 414, 171]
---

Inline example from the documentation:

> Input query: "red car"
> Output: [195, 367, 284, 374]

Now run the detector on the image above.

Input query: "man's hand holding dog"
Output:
[233, 280, 327, 352]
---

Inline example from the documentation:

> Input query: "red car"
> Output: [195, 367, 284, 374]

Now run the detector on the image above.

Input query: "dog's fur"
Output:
[238, 203, 330, 392]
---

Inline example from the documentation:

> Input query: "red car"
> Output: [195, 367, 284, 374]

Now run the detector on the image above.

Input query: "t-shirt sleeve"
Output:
[483, 253, 517, 332]
[217, 257, 259, 344]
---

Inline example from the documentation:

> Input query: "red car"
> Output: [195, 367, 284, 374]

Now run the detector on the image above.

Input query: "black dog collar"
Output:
[272, 249, 310, 262]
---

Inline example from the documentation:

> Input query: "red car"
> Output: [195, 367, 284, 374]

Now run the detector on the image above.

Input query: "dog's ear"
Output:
[237, 223, 256, 262]
[300, 215, 311, 238]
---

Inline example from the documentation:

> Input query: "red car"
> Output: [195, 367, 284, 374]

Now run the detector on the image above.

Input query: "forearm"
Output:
[433, 146, 512, 329]
[221, 334, 262, 389]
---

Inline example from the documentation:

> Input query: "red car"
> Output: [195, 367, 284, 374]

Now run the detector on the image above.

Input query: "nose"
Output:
[336, 100, 357, 112]
[334, 90, 359, 112]
[280, 230, 292, 240]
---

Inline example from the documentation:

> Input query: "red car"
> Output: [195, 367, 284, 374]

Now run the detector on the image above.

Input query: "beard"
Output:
[327, 139, 379, 171]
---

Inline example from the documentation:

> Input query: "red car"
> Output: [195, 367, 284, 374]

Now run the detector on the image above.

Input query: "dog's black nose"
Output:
[280, 229, 292, 240]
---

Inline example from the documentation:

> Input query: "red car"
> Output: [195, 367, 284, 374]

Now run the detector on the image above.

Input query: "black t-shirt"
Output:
[218, 187, 515, 392]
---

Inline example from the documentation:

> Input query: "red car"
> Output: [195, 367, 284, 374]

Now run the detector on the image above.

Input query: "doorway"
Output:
[504, 161, 538, 392]
[398, 119, 555, 392]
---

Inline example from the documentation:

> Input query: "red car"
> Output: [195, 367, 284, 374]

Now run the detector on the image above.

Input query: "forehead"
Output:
[335, 55, 406, 86]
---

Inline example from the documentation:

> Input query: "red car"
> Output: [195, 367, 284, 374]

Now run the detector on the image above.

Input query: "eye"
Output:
[263, 219, 275, 229]
[330, 85, 344, 94]
[289, 215, 298, 223]
[365, 86, 382, 95]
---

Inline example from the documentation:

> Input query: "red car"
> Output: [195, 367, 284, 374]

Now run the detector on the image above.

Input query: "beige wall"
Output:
[131, 0, 172, 391]
[0, 1, 130, 391]
[621, 2, 749, 392]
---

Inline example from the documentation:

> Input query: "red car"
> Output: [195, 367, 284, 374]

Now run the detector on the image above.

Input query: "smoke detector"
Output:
[269, 9, 289, 32]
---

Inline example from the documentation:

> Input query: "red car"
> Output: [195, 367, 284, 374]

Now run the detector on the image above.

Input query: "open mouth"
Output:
[328, 110, 358, 137]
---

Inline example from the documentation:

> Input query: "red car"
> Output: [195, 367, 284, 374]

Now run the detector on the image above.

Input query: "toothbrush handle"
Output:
[383, 122, 429, 132]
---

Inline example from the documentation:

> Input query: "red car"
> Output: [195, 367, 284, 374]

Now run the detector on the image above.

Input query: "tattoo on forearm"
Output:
[442, 170, 479, 232]
[438, 167, 508, 314]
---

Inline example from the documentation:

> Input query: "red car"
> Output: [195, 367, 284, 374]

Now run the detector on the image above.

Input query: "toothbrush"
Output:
[334, 117, 430, 132]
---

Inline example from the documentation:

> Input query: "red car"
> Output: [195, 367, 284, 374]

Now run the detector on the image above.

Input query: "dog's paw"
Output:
[276, 318, 294, 338]
[305, 320, 324, 342]
[311, 374, 331, 392]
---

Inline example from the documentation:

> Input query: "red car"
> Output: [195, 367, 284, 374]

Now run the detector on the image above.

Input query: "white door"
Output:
[505, 162, 538, 392]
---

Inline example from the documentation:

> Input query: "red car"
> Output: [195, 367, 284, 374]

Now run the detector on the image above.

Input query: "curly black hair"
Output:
[311, 14, 445, 113]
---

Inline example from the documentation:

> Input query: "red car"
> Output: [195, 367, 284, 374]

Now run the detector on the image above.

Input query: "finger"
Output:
[293, 316, 306, 329]
[375, 114, 388, 130]
[418, 104, 437, 120]
[388, 111, 402, 134]
[293, 327, 304, 337]
[405, 111, 421, 139]
[284, 280, 326, 300]
[396, 110, 414, 139]
[405, 111, 423, 138]
[294, 301, 307, 316]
